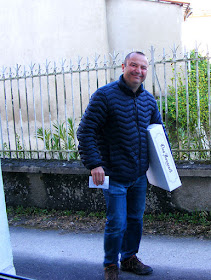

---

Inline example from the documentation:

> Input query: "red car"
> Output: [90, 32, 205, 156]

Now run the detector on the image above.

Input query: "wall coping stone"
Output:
[176, 161, 211, 177]
[1, 159, 90, 175]
[1, 159, 211, 177]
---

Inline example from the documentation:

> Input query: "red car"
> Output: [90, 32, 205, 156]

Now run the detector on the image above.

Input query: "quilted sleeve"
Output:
[77, 90, 108, 170]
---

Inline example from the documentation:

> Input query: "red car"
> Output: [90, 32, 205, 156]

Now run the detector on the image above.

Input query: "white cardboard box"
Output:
[146, 124, 181, 192]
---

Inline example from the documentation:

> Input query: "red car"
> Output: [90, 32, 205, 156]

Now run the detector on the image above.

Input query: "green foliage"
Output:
[7, 206, 50, 216]
[144, 211, 210, 227]
[88, 211, 106, 219]
[7, 206, 70, 217]
[0, 134, 30, 159]
[161, 51, 210, 160]
[75, 210, 87, 217]
[15, 134, 29, 159]
[0, 142, 10, 158]
[7, 206, 106, 219]
[7, 206, 210, 227]
[0, 119, 78, 160]
[37, 118, 78, 160]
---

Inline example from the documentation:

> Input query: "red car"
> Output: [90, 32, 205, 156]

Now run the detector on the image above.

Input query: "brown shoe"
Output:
[121, 255, 153, 275]
[104, 264, 119, 280]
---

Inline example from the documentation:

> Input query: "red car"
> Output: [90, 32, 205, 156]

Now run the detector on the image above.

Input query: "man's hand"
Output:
[91, 166, 105, 186]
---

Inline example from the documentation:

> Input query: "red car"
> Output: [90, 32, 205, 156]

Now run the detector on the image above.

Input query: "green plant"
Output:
[7, 206, 210, 228]
[37, 118, 78, 160]
[88, 211, 106, 219]
[15, 133, 30, 159]
[144, 211, 210, 227]
[161, 51, 210, 160]
[0, 134, 30, 159]
[0, 142, 10, 158]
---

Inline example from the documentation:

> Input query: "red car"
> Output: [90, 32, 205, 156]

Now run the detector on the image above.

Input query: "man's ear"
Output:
[122, 63, 125, 73]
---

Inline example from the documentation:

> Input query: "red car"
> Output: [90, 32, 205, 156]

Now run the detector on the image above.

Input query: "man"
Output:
[77, 52, 166, 280]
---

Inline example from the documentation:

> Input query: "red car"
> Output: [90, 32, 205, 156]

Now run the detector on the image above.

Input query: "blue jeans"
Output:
[103, 175, 147, 267]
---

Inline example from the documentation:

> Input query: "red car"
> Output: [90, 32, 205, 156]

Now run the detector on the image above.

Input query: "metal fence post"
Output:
[151, 46, 156, 98]
[0, 48, 210, 161]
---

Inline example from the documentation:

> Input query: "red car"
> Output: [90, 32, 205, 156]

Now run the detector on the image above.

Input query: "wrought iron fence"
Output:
[152, 45, 211, 161]
[0, 46, 210, 161]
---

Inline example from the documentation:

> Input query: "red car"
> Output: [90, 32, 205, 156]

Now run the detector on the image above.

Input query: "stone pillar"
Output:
[0, 160, 16, 274]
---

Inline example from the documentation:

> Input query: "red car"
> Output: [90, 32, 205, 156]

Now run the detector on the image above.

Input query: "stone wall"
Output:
[1, 159, 211, 213]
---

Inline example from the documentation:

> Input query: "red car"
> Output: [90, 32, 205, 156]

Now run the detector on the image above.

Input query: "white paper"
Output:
[146, 124, 181, 192]
[89, 176, 109, 189]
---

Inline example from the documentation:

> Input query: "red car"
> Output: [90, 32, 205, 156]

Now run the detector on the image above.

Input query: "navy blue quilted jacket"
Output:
[77, 74, 166, 182]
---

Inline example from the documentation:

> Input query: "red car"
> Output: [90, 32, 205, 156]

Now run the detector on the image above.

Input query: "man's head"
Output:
[122, 51, 149, 92]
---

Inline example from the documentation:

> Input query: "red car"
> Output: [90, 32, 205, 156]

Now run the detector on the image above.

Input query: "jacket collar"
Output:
[118, 74, 144, 97]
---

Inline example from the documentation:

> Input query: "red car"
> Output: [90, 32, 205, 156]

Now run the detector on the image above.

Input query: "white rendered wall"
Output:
[106, 0, 183, 57]
[0, 0, 185, 66]
[0, 0, 109, 151]
[0, 160, 16, 275]
[0, 0, 109, 66]
[105, 0, 184, 93]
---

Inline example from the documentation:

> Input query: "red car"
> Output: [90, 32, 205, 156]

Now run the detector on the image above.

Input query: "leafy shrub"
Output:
[37, 118, 78, 160]
[161, 51, 210, 160]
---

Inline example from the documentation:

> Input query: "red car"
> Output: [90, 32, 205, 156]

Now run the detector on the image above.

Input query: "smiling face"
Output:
[122, 52, 149, 92]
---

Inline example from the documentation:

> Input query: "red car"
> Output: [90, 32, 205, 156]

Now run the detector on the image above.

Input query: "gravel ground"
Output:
[7, 213, 211, 239]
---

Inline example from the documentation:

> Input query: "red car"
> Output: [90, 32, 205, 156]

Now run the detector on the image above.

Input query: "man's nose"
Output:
[135, 66, 142, 73]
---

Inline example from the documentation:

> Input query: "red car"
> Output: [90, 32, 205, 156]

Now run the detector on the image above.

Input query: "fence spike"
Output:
[45, 59, 51, 71]
[206, 45, 210, 57]
[61, 58, 66, 71]
[109, 51, 119, 64]
[77, 56, 83, 68]
[0, 48, 210, 161]
[86, 57, 90, 69]
[69, 59, 73, 72]
[15, 64, 21, 76]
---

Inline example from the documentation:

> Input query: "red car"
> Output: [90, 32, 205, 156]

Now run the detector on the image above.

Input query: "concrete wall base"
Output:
[2, 159, 211, 213]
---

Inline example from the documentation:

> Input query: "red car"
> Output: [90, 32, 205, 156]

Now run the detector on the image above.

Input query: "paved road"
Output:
[10, 227, 211, 280]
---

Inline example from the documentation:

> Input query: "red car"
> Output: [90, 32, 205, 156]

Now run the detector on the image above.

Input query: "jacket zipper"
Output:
[134, 97, 141, 161]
